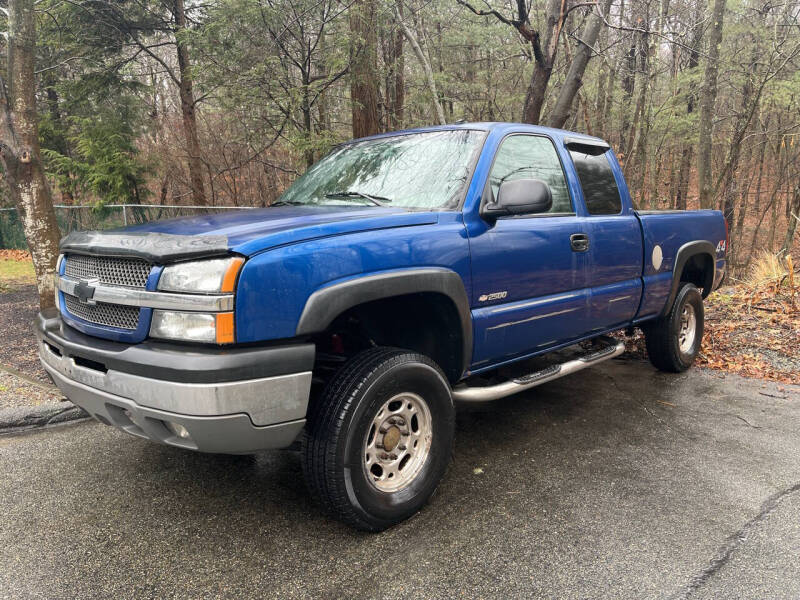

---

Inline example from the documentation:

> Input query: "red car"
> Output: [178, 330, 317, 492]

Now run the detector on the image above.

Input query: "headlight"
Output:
[157, 257, 243, 293]
[150, 310, 235, 344]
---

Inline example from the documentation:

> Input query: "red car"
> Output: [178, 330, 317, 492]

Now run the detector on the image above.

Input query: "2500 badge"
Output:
[479, 291, 508, 302]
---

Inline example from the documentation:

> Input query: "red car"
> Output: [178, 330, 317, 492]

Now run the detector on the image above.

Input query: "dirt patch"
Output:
[0, 249, 31, 261]
[0, 284, 49, 383]
[0, 370, 62, 409]
[699, 284, 799, 384]
[623, 283, 799, 385]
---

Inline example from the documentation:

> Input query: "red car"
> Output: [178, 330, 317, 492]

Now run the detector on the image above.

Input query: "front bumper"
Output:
[36, 309, 315, 453]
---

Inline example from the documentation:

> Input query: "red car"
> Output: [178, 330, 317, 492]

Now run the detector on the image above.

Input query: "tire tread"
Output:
[303, 347, 448, 531]
[644, 282, 703, 373]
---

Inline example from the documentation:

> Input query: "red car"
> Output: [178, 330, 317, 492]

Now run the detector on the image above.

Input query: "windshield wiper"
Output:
[324, 191, 393, 206]
[270, 200, 305, 207]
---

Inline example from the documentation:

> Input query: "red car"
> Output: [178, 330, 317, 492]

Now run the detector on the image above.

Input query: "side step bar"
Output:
[452, 336, 626, 403]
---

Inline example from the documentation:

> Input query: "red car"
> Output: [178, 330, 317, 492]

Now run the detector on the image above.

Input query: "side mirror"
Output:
[482, 178, 553, 220]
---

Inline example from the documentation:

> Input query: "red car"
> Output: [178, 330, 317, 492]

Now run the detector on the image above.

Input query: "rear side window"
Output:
[568, 148, 622, 215]
[488, 135, 573, 213]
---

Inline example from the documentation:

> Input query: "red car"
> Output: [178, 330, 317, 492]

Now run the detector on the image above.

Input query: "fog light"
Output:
[166, 422, 191, 440]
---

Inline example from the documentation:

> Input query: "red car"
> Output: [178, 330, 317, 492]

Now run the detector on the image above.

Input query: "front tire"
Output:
[644, 282, 704, 372]
[302, 347, 455, 531]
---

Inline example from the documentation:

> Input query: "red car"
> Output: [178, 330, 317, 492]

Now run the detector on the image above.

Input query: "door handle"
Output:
[570, 233, 589, 252]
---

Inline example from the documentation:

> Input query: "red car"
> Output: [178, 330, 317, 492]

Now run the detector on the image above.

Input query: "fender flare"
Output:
[296, 268, 473, 377]
[660, 240, 716, 317]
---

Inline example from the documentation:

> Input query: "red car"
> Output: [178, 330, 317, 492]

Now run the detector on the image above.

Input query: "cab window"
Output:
[568, 147, 622, 215]
[488, 135, 573, 214]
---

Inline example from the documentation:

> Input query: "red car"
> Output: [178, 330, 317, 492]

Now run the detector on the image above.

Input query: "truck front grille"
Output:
[64, 254, 151, 288]
[64, 295, 141, 330]
[62, 254, 151, 331]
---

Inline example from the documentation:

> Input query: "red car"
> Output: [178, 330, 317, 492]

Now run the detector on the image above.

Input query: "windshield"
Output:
[278, 129, 486, 209]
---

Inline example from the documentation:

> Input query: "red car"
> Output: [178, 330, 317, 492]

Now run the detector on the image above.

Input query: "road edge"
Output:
[0, 401, 90, 434]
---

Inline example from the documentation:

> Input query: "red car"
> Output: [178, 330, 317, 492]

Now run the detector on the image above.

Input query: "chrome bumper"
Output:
[37, 318, 313, 454]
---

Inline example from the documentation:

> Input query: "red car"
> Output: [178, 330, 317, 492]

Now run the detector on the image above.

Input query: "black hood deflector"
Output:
[59, 231, 231, 263]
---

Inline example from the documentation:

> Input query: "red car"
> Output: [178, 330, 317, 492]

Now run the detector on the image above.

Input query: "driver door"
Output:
[468, 134, 590, 368]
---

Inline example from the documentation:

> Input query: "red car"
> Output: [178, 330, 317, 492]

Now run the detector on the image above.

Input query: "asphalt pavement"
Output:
[1, 358, 798, 599]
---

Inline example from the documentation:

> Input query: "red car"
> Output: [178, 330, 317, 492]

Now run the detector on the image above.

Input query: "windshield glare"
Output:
[278, 130, 486, 210]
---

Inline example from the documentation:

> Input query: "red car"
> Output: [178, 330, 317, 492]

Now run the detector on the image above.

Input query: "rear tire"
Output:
[644, 282, 704, 373]
[302, 347, 455, 531]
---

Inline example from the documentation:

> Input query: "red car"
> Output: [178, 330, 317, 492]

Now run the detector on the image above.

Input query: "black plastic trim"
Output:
[37, 309, 315, 383]
[660, 240, 716, 317]
[60, 231, 231, 263]
[296, 268, 473, 377]
[563, 136, 611, 151]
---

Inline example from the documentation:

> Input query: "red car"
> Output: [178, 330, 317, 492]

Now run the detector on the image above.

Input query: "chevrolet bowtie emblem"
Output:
[75, 278, 99, 305]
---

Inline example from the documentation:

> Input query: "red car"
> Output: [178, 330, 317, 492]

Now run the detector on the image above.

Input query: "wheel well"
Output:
[679, 252, 714, 298]
[311, 293, 465, 384]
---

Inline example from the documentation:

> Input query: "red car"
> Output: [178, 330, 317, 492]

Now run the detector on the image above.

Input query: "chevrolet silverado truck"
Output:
[37, 123, 727, 531]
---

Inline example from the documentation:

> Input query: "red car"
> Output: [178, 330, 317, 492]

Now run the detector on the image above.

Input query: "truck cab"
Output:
[37, 123, 727, 530]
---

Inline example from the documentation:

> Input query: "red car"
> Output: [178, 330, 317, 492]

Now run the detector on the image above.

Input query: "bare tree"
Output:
[0, 0, 62, 309]
[675, 0, 706, 211]
[697, 0, 726, 209]
[395, 4, 447, 125]
[548, 0, 611, 128]
[456, 0, 588, 124]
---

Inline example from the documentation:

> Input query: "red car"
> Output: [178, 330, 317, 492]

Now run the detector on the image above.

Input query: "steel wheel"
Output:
[363, 392, 433, 493]
[678, 303, 697, 354]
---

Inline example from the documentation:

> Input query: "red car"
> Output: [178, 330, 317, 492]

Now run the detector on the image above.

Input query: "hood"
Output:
[60, 206, 440, 262]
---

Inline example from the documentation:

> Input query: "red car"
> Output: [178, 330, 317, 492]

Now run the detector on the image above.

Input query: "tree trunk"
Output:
[738, 128, 767, 243]
[384, 0, 405, 129]
[393, 20, 405, 128]
[675, 148, 692, 210]
[618, 23, 638, 156]
[547, 0, 611, 129]
[593, 0, 615, 139]
[625, 19, 652, 192]
[522, 0, 563, 125]
[173, 0, 207, 206]
[781, 185, 800, 255]
[395, 6, 446, 125]
[0, 0, 61, 309]
[719, 45, 759, 262]
[697, 0, 726, 209]
[674, 0, 704, 211]
[301, 80, 314, 168]
[350, 0, 381, 137]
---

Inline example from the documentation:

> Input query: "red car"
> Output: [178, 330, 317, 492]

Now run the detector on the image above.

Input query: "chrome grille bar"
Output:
[56, 274, 234, 312]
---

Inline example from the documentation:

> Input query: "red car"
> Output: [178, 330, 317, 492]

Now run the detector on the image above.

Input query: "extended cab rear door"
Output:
[565, 140, 643, 333]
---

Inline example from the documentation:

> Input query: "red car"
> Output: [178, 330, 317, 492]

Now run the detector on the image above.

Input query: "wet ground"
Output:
[1, 359, 799, 599]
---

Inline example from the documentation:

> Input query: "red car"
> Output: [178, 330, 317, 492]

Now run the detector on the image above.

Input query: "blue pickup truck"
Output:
[37, 123, 727, 530]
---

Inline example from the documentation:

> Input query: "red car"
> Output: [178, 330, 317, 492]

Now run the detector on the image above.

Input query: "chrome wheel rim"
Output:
[363, 392, 433, 493]
[678, 304, 697, 354]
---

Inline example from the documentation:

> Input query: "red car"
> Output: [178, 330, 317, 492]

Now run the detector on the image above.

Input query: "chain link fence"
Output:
[0, 204, 255, 250]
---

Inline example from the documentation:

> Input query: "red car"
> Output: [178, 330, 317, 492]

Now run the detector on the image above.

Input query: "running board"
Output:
[452, 336, 625, 403]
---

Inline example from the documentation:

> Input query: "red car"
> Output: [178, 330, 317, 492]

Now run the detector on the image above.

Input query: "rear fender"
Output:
[660, 241, 716, 317]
